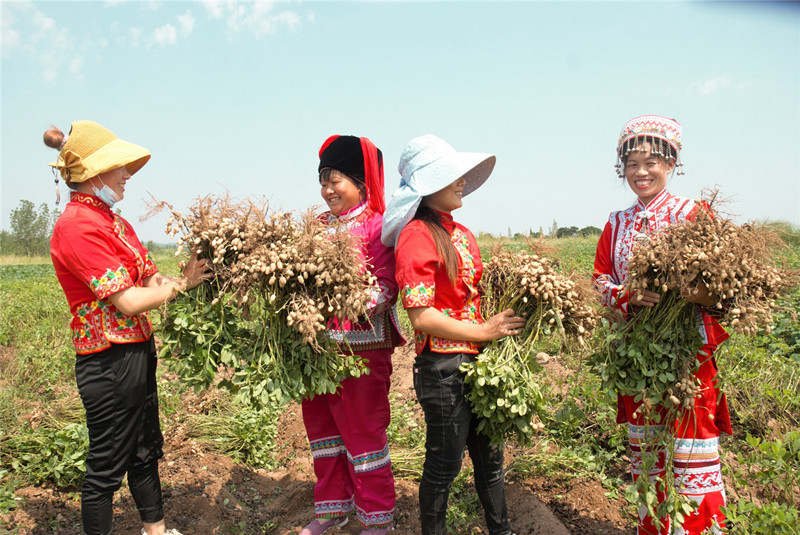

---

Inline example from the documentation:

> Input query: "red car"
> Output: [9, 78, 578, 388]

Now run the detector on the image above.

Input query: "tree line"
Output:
[0, 200, 59, 256]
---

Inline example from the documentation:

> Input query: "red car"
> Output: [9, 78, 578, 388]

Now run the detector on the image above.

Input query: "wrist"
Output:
[477, 322, 490, 342]
[171, 277, 188, 297]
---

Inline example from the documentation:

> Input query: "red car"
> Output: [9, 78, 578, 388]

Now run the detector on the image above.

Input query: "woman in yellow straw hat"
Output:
[44, 120, 212, 535]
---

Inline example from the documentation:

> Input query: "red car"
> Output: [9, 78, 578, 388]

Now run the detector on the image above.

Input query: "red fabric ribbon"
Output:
[360, 136, 385, 215]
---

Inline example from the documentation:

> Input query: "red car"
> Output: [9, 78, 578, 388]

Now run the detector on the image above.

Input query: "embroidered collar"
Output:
[635, 188, 671, 215]
[71, 191, 112, 213]
[336, 200, 368, 222]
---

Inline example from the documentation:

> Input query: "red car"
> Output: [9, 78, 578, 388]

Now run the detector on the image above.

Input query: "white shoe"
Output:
[141, 529, 183, 535]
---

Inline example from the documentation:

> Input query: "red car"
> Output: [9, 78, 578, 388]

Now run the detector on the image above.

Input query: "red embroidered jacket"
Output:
[50, 192, 159, 355]
[593, 189, 732, 432]
[395, 211, 483, 355]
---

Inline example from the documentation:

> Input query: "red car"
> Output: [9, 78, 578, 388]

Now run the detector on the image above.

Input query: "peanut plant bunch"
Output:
[590, 292, 706, 530]
[480, 249, 600, 345]
[592, 294, 701, 415]
[156, 195, 378, 407]
[626, 205, 794, 336]
[461, 249, 601, 446]
[595, 198, 796, 415]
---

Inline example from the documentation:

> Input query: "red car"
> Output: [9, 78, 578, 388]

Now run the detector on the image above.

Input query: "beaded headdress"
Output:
[615, 115, 683, 178]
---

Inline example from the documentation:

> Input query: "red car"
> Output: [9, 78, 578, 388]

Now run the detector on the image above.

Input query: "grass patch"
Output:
[182, 398, 284, 470]
[0, 255, 52, 266]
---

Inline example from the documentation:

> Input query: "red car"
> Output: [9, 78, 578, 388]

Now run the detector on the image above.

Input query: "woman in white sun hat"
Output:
[44, 120, 212, 535]
[382, 134, 524, 535]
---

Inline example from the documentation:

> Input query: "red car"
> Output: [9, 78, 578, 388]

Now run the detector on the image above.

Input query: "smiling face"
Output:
[320, 168, 365, 216]
[92, 166, 130, 201]
[623, 143, 675, 204]
[422, 176, 467, 213]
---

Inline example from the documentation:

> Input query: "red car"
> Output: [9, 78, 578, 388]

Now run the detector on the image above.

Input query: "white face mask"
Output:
[91, 177, 121, 208]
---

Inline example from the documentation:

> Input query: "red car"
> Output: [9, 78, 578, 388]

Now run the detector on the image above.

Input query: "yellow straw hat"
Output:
[49, 120, 151, 183]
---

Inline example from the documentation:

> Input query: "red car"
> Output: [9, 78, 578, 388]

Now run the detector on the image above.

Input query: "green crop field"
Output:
[1, 230, 799, 534]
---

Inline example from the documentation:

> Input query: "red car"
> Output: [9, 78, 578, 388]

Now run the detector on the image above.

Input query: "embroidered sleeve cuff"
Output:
[594, 275, 629, 313]
[401, 283, 435, 308]
[367, 280, 395, 317]
[90, 265, 135, 300]
[142, 253, 159, 279]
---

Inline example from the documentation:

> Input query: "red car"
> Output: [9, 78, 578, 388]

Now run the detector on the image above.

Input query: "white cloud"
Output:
[142, 0, 162, 12]
[147, 11, 194, 47]
[202, 0, 225, 19]
[2, 1, 302, 81]
[69, 57, 85, 81]
[202, 0, 302, 37]
[178, 12, 195, 37]
[42, 67, 57, 83]
[152, 24, 178, 46]
[7, 4, 82, 82]
[31, 9, 56, 35]
[688, 75, 754, 97]
[1, 25, 21, 57]
[1, 2, 25, 57]
[689, 76, 732, 96]
[129, 27, 143, 47]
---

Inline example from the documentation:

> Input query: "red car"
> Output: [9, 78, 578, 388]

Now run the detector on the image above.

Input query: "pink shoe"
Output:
[359, 527, 393, 534]
[299, 517, 349, 535]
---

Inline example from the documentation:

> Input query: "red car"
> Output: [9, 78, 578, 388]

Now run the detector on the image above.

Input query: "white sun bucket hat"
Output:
[381, 134, 495, 247]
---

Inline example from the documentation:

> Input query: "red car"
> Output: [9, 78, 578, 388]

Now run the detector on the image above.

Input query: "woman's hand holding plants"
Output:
[681, 280, 717, 307]
[630, 288, 661, 307]
[480, 308, 526, 340]
[180, 252, 213, 290]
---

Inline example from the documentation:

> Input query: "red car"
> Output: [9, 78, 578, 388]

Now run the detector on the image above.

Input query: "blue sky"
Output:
[2, 0, 798, 243]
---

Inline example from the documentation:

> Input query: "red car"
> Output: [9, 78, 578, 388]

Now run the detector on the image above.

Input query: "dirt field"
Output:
[4, 344, 636, 534]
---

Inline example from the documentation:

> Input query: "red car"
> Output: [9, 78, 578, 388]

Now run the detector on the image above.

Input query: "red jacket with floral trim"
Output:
[50, 192, 159, 355]
[395, 211, 483, 355]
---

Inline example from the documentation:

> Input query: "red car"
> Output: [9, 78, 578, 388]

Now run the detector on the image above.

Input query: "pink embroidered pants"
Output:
[301, 347, 395, 528]
[623, 345, 727, 535]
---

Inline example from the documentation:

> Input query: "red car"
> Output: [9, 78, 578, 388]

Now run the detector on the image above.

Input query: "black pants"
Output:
[75, 339, 164, 535]
[413, 351, 512, 535]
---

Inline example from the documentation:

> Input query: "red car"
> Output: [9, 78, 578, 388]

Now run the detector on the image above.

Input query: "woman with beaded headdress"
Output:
[593, 116, 731, 534]
[44, 121, 213, 535]
[382, 134, 524, 535]
[299, 135, 405, 535]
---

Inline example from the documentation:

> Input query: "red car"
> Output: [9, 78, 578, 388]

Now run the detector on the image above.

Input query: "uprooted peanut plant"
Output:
[156, 195, 379, 407]
[461, 248, 600, 446]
